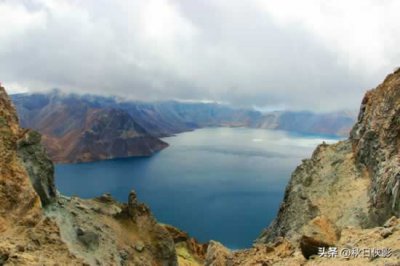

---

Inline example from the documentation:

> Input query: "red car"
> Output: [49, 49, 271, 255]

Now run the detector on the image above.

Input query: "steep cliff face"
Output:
[350, 69, 400, 224]
[257, 69, 400, 245]
[17, 129, 56, 205]
[258, 140, 371, 243]
[0, 86, 43, 224]
[0, 86, 205, 265]
[0, 86, 84, 265]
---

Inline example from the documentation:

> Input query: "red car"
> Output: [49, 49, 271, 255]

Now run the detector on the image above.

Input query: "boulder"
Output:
[299, 235, 330, 259]
[205, 241, 232, 266]
[76, 228, 100, 250]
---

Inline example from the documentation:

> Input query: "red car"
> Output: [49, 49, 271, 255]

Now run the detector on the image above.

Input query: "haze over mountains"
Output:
[3, 1, 399, 113]
[12, 91, 355, 163]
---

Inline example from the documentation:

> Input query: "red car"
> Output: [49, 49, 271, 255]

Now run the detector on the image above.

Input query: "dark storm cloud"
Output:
[1, 0, 399, 111]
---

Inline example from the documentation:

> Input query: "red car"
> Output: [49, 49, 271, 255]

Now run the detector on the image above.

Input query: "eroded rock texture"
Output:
[350, 69, 400, 224]
[0, 85, 84, 265]
[258, 69, 400, 245]
[16, 129, 56, 206]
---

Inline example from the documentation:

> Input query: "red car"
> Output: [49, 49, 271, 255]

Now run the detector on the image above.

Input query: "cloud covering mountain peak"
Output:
[1, 0, 399, 111]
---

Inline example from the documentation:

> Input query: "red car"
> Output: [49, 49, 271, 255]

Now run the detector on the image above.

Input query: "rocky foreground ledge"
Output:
[1, 69, 400, 266]
[207, 216, 400, 265]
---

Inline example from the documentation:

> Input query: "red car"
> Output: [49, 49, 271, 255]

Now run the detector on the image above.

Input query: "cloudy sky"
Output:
[1, 0, 399, 111]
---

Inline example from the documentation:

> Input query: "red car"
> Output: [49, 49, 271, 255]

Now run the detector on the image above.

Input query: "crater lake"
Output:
[55, 127, 340, 249]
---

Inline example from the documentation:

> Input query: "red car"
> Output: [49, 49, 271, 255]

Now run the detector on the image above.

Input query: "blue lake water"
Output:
[55, 127, 339, 249]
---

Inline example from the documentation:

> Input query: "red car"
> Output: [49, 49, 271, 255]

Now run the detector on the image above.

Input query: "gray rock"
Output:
[119, 249, 129, 260]
[205, 240, 233, 266]
[384, 216, 398, 228]
[76, 228, 100, 250]
[134, 243, 145, 252]
[350, 73, 400, 224]
[97, 193, 114, 203]
[380, 228, 393, 238]
[17, 129, 56, 206]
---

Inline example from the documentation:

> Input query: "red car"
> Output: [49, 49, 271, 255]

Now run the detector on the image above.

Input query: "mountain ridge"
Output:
[12, 92, 355, 163]
[12, 93, 168, 163]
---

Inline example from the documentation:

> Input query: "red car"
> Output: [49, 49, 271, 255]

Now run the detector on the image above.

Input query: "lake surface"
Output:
[55, 127, 339, 249]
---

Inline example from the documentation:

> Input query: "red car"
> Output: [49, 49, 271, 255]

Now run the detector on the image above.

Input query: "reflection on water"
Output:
[55, 127, 339, 249]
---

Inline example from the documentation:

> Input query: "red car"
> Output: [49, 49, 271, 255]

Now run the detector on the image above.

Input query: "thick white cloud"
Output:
[255, 0, 400, 74]
[0, 0, 399, 111]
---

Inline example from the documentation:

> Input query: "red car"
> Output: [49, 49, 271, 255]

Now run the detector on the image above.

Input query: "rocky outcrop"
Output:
[350, 69, 400, 224]
[0, 85, 84, 265]
[45, 192, 179, 265]
[0, 86, 54, 219]
[205, 241, 233, 266]
[16, 129, 56, 205]
[256, 69, 400, 253]
[163, 224, 208, 266]
[258, 140, 371, 243]
[206, 216, 400, 265]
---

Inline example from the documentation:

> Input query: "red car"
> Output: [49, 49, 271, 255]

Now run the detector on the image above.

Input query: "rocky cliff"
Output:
[258, 69, 400, 245]
[350, 70, 400, 224]
[203, 71, 400, 265]
[0, 85, 206, 265]
[0, 85, 83, 265]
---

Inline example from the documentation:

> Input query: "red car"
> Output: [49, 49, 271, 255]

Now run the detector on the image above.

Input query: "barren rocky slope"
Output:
[205, 216, 400, 265]
[12, 92, 168, 163]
